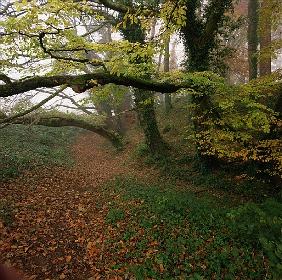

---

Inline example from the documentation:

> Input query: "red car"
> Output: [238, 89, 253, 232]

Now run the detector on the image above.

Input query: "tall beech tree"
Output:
[248, 0, 259, 80]
[164, 36, 172, 113]
[259, 0, 272, 76]
[108, 0, 167, 154]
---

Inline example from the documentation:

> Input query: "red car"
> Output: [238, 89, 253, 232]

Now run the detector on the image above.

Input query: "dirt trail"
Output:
[0, 133, 158, 280]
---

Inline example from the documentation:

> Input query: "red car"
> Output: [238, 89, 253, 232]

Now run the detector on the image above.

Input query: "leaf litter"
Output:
[0, 133, 159, 280]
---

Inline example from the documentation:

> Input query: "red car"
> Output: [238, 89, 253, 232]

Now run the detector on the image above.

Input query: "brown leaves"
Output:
[0, 133, 160, 279]
[86, 241, 100, 258]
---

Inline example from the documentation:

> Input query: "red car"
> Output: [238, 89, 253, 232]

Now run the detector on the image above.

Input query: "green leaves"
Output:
[183, 72, 282, 178]
[0, 125, 78, 180]
[101, 177, 273, 279]
[228, 199, 282, 278]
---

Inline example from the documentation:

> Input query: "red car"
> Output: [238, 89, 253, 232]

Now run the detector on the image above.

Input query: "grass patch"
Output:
[0, 199, 14, 227]
[101, 177, 281, 279]
[106, 208, 125, 225]
[0, 124, 80, 180]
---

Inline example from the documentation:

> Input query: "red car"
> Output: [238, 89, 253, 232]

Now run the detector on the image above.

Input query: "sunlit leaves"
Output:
[104, 40, 155, 77]
[159, 0, 187, 31]
[188, 72, 282, 178]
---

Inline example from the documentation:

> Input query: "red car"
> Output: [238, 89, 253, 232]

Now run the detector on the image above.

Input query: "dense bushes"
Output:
[169, 72, 282, 183]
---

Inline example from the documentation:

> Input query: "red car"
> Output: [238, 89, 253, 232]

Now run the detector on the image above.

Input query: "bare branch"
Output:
[0, 71, 186, 98]
[58, 92, 94, 115]
[9, 115, 123, 148]
[0, 2, 12, 15]
[55, 104, 95, 112]
[0, 74, 12, 84]
[38, 32, 105, 67]
[0, 85, 67, 124]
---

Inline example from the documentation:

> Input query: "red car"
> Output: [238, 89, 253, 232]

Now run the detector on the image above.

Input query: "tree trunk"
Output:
[120, 19, 166, 155]
[134, 89, 166, 154]
[182, 29, 219, 168]
[114, 91, 133, 135]
[188, 44, 211, 72]
[164, 37, 172, 113]
[248, 0, 259, 80]
[259, 0, 272, 76]
[169, 39, 178, 70]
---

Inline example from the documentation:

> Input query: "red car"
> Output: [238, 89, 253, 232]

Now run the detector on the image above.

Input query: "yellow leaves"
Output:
[193, 76, 281, 178]
[160, 0, 187, 31]
[87, 240, 101, 257]
[89, 79, 99, 86]
[233, 150, 249, 162]
[193, 73, 281, 172]
[159, 263, 165, 273]
[59, 273, 66, 279]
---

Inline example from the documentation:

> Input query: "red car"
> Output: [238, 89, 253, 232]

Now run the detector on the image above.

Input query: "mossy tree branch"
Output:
[1, 70, 282, 99]
[0, 71, 186, 98]
[1, 115, 123, 148]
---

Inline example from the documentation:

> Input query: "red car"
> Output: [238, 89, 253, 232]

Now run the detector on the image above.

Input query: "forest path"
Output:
[0, 132, 158, 280]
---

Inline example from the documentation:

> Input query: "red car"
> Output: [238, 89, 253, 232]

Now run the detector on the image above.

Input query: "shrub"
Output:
[228, 199, 282, 278]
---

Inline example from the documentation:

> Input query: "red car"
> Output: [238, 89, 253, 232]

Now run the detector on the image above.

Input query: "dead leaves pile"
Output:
[0, 133, 158, 280]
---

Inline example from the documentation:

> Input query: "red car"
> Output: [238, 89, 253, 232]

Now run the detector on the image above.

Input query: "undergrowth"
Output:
[102, 177, 282, 279]
[146, 101, 279, 200]
[134, 141, 276, 201]
[0, 124, 80, 180]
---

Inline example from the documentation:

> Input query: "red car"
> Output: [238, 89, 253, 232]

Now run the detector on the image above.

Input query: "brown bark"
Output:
[259, 0, 272, 76]
[4, 116, 123, 148]
[134, 89, 167, 155]
[248, 0, 259, 80]
[164, 37, 172, 113]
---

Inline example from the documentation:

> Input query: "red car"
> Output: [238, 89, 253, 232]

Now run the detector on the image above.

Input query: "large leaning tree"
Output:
[0, 1, 234, 142]
[0, 0, 178, 152]
[0, 0, 281, 179]
[0, 0, 231, 152]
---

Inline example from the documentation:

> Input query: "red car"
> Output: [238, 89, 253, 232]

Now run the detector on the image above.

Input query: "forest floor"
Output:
[0, 131, 279, 279]
[0, 132, 160, 280]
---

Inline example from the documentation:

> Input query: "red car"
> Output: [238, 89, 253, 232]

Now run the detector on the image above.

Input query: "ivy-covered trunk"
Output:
[179, 0, 234, 167]
[181, 7, 223, 167]
[120, 21, 166, 155]
[186, 44, 211, 73]
[184, 48, 217, 167]
[134, 89, 166, 154]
